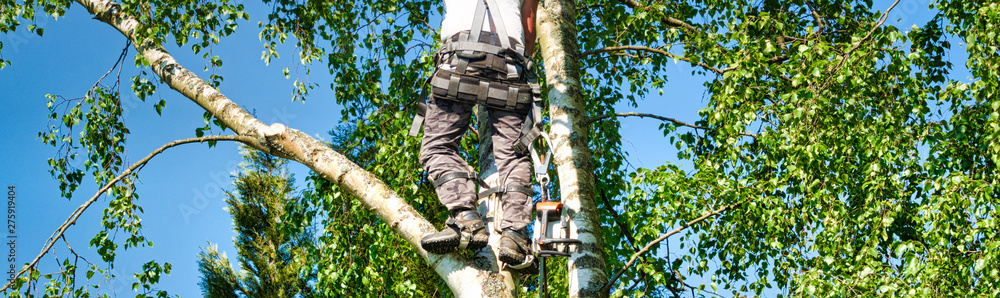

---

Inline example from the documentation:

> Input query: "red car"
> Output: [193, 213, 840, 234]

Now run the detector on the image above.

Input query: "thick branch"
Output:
[600, 200, 746, 294]
[1, 135, 256, 293]
[589, 112, 758, 138]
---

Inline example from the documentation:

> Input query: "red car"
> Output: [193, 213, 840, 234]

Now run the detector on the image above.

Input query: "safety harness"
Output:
[409, 0, 542, 139]
[411, 0, 579, 290]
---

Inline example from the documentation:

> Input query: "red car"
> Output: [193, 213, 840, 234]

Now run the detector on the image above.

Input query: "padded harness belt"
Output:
[430, 70, 533, 111]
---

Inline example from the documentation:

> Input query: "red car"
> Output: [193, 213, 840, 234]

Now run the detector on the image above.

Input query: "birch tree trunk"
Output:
[537, 0, 610, 296]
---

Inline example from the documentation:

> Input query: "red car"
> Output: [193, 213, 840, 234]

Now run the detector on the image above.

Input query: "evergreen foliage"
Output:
[197, 148, 314, 298]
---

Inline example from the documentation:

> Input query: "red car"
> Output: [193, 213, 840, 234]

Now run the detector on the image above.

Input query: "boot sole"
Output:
[422, 232, 489, 254]
[466, 233, 489, 251]
[499, 248, 538, 274]
[498, 247, 526, 265]
[421, 232, 460, 254]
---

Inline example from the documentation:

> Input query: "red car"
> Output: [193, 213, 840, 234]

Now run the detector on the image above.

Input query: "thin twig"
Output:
[818, 0, 900, 91]
[681, 279, 727, 298]
[806, 1, 827, 33]
[580, 45, 787, 75]
[88, 41, 130, 97]
[600, 199, 746, 294]
[1, 135, 258, 293]
[587, 112, 759, 138]
[598, 193, 640, 251]
[579, 45, 730, 75]
[468, 124, 479, 138]
[586, 112, 705, 129]
[615, 0, 697, 33]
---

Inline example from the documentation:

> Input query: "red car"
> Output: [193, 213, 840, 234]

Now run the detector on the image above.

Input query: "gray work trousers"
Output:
[419, 93, 533, 231]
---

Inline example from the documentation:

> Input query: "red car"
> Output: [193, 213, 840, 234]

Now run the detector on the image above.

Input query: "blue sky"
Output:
[0, 0, 942, 296]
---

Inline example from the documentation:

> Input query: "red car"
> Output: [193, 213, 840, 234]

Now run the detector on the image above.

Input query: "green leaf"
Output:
[154, 99, 165, 115]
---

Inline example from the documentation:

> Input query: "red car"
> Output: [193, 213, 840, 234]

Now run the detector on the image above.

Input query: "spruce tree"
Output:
[197, 148, 314, 298]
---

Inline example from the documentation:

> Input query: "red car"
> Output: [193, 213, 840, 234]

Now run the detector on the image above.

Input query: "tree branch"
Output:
[579, 45, 730, 75]
[615, 0, 697, 33]
[598, 192, 639, 251]
[588, 112, 759, 138]
[580, 45, 787, 75]
[600, 200, 746, 294]
[818, 0, 900, 91]
[805, 1, 827, 34]
[1, 135, 257, 293]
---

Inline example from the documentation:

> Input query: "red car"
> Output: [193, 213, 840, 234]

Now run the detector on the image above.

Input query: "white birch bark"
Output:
[537, 0, 610, 296]
[74, 0, 505, 295]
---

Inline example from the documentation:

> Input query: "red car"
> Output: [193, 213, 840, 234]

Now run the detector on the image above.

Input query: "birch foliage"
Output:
[2, 0, 998, 297]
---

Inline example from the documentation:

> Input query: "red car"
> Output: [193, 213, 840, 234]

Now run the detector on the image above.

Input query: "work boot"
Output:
[499, 228, 536, 273]
[421, 210, 489, 254]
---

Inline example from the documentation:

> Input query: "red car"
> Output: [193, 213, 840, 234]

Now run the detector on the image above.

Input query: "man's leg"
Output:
[488, 108, 534, 266]
[419, 94, 478, 211]
[419, 94, 488, 253]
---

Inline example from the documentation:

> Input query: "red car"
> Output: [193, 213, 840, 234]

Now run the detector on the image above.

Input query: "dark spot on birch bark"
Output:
[576, 279, 607, 298]
[571, 254, 604, 271]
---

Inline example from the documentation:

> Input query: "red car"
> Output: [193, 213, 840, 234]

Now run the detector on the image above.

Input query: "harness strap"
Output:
[407, 76, 433, 137]
[446, 215, 486, 231]
[478, 80, 490, 103]
[407, 102, 427, 137]
[513, 82, 544, 154]
[455, 0, 523, 77]
[483, 0, 512, 51]
[478, 185, 533, 199]
[506, 85, 519, 110]
[467, 0, 490, 45]
[433, 171, 491, 189]
[447, 74, 461, 97]
[506, 60, 520, 81]
[446, 213, 486, 250]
